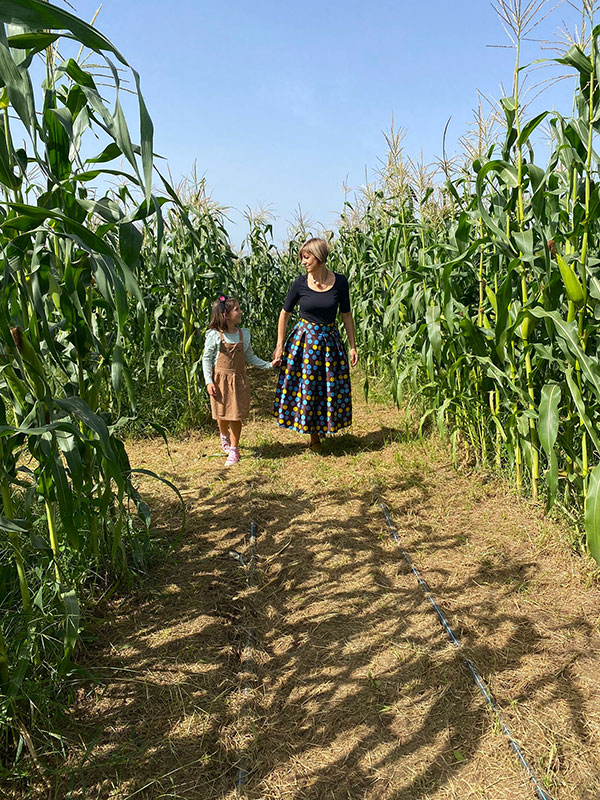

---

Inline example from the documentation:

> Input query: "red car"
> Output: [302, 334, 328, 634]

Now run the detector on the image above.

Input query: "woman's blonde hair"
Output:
[299, 237, 329, 264]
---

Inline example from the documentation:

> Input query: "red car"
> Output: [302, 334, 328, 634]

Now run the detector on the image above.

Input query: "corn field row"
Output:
[2, 0, 600, 776]
[0, 2, 297, 761]
[332, 6, 600, 562]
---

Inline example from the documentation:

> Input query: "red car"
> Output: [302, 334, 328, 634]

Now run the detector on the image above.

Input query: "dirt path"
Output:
[40, 373, 600, 799]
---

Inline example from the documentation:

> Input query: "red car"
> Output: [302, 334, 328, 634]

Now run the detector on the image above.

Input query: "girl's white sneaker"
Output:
[220, 433, 231, 454]
[225, 446, 240, 466]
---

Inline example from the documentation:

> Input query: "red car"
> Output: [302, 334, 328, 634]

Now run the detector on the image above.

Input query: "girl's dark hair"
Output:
[208, 295, 239, 331]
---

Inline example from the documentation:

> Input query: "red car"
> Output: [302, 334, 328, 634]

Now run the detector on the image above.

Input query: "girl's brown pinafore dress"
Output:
[210, 328, 251, 421]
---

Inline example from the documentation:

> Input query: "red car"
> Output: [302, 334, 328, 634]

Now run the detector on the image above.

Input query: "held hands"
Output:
[272, 345, 283, 368]
[206, 383, 217, 397]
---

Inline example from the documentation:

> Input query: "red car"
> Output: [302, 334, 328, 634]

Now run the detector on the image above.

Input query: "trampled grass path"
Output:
[37, 372, 600, 799]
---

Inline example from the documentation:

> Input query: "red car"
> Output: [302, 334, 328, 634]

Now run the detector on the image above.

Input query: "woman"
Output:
[272, 237, 358, 450]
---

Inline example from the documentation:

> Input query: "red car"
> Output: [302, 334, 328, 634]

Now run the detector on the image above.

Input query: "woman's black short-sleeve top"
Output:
[283, 273, 351, 324]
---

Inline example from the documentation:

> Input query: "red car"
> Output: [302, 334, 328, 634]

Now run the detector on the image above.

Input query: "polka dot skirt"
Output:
[273, 319, 352, 435]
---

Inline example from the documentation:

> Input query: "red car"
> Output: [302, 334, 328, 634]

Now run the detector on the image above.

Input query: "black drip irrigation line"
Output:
[373, 486, 554, 800]
[236, 520, 258, 797]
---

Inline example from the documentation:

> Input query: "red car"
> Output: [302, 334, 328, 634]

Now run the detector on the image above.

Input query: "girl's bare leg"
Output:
[310, 431, 321, 450]
[217, 420, 230, 437]
[229, 421, 242, 448]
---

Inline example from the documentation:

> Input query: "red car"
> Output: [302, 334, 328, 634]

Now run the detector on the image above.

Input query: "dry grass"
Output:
[10, 371, 600, 799]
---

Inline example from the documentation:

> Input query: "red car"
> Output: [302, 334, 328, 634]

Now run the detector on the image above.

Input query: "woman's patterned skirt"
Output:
[273, 319, 352, 435]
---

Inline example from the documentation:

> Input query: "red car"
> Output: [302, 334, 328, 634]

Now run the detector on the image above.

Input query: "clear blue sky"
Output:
[60, 0, 582, 245]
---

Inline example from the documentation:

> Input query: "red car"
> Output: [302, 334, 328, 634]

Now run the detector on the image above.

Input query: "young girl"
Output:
[202, 295, 274, 465]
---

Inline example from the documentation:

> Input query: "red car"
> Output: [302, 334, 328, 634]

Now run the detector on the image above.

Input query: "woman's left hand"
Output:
[272, 344, 283, 365]
[350, 348, 358, 367]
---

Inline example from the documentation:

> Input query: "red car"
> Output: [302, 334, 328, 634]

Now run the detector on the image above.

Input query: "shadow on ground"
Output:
[249, 426, 411, 460]
[36, 451, 593, 800]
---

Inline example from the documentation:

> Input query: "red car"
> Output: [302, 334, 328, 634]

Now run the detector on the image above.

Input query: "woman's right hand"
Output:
[207, 383, 217, 397]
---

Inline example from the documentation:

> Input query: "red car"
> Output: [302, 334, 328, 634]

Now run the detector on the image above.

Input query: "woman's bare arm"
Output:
[341, 311, 358, 366]
[272, 309, 291, 364]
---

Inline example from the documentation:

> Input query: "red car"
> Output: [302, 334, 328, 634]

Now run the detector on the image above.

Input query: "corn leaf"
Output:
[585, 466, 600, 565]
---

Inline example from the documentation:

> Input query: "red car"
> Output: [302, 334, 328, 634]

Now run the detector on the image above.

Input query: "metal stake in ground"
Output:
[373, 485, 554, 800]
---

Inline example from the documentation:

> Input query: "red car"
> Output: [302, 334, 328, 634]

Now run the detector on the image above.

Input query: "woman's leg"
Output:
[229, 420, 242, 447]
[310, 431, 321, 450]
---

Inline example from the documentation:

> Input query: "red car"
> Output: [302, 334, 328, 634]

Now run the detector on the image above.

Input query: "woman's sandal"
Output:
[309, 435, 322, 452]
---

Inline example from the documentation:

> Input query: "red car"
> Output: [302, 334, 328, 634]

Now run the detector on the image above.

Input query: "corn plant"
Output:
[0, 0, 185, 756]
[332, 1, 600, 565]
